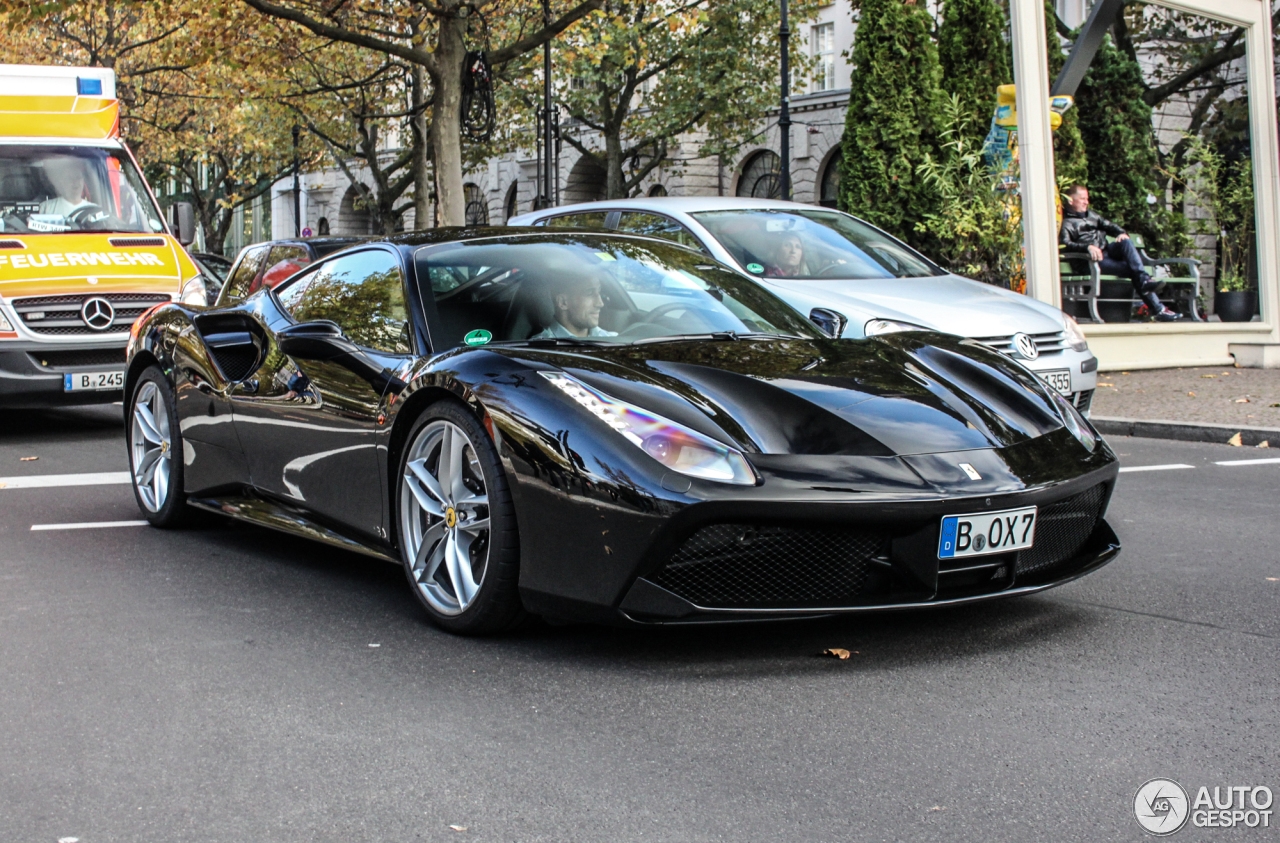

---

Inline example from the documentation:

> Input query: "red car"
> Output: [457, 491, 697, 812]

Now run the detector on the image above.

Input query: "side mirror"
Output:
[170, 202, 196, 247]
[809, 308, 848, 339]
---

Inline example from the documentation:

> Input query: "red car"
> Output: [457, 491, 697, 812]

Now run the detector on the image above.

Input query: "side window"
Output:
[288, 250, 411, 353]
[274, 265, 318, 313]
[617, 212, 705, 252]
[260, 244, 312, 290]
[221, 245, 269, 303]
[546, 212, 609, 229]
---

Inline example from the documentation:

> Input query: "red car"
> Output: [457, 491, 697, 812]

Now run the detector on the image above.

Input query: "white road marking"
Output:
[1214, 457, 1280, 467]
[1118, 464, 1195, 473]
[0, 471, 130, 489]
[31, 520, 149, 531]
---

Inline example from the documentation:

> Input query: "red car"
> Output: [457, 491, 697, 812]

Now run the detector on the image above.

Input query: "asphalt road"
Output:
[1, 405, 1276, 843]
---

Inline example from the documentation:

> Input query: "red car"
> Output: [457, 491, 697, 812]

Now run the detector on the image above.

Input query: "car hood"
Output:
[0, 232, 192, 298]
[503, 334, 1069, 458]
[760, 273, 1066, 338]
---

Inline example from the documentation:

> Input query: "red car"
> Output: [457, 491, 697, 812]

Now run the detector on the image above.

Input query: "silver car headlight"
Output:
[541, 371, 757, 485]
[864, 318, 929, 337]
[0, 303, 13, 333]
[180, 275, 208, 306]
[1063, 315, 1089, 352]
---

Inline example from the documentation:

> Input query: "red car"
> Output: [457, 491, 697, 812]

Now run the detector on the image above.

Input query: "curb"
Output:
[1091, 416, 1280, 447]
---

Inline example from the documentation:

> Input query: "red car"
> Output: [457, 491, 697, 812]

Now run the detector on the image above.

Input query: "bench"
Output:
[1060, 237, 1203, 323]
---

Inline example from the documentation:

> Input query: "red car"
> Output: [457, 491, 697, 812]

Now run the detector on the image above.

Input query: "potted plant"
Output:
[1185, 140, 1257, 322]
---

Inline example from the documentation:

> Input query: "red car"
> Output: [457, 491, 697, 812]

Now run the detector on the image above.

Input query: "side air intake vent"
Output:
[109, 237, 167, 248]
[0, 239, 27, 249]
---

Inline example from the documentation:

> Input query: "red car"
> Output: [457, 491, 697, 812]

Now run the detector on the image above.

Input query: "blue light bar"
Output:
[76, 77, 103, 96]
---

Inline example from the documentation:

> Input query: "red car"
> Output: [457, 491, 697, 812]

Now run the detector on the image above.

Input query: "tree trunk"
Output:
[411, 63, 431, 230]
[430, 15, 466, 227]
[604, 131, 625, 199]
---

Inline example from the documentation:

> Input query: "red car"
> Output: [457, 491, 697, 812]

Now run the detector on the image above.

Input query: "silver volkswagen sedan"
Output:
[510, 197, 1098, 413]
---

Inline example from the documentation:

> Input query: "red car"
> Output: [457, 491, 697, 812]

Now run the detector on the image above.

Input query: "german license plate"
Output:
[63, 370, 125, 392]
[1039, 369, 1072, 395]
[938, 506, 1038, 559]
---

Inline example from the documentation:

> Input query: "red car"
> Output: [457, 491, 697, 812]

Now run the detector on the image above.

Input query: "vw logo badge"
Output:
[1011, 332, 1039, 360]
[80, 297, 115, 331]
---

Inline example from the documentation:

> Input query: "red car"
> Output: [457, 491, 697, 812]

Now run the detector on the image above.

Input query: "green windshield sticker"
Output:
[463, 329, 492, 347]
[746, 262, 764, 274]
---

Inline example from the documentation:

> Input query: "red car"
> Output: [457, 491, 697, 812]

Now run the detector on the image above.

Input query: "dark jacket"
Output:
[1059, 208, 1125, 250]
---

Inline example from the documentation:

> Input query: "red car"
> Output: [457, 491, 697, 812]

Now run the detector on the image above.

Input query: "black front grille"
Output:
[651, 524, 888, 608]
[27, 348, 127, 369]
[12, 293, 170, 335]
[1017, 484, 1108, 580]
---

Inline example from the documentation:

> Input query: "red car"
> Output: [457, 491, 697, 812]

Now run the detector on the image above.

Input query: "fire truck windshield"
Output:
[0, 145, 167, 235]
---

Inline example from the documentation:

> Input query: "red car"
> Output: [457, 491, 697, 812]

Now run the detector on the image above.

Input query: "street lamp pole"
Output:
[291, 123, 301, 237]
[778, 0, 792, 200]
[538, 0, 555, 209]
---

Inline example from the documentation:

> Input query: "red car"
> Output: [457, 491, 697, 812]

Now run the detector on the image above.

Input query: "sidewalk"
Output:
[1090, 365, 1280, 445]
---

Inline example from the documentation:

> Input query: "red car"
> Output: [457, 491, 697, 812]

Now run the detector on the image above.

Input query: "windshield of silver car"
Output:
[418, 235, 824, 348]
[689, 209, 944, 280]
[0, 145, 167, 235]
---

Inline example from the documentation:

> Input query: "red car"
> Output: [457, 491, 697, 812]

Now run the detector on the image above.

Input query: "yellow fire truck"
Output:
[0, 64, 203, 407]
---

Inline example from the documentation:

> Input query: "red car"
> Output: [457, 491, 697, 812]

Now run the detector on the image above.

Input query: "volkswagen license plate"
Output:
[938, 506, 1038, 559]
[1039, 369, 1072, 396]
[63, 370, 125, 392]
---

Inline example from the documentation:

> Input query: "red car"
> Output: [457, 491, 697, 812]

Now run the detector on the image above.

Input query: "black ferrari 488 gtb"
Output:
[125, 229, 1119, 634]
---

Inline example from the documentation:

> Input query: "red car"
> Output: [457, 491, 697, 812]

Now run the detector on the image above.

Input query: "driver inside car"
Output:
[38, 154, 95, 218]
[532, 270, 620, 339]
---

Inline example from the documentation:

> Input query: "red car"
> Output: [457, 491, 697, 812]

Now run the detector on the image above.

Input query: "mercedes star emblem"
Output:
[80, 296, 115, 331]
[1011, 332, 1039, 360]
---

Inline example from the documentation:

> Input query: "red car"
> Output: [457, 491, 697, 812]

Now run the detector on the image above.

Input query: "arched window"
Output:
[820, 148, 842, 208]
[464, 183, 489, 226]
[504, 181, 519, 222]
[736, 151, 782, 199]
[648, 184, 668, 197]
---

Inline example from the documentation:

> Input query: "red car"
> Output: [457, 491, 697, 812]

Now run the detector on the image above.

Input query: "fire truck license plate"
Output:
[63, 370, 125, 392]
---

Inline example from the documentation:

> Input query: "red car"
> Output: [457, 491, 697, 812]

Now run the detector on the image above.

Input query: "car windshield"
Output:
[690, 208, 944, 280]
[0, 145, 167, 235]
[418, 234, 824, 349]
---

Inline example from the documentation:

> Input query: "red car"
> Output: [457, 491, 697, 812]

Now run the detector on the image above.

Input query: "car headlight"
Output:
[1063, 314, 1089, 352]
[0, 304, 13, 333]
[1050, 389, 1097, 451]
[180, 275, 208, 306]
[864, 318, 929, 337]
[541, 371, 757, 485]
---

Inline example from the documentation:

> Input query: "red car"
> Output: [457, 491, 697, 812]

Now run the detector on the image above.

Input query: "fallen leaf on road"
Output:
[928, 806, 946, 812]
[1121, 371, 1130, 375]
[19, 456, 37, 461]
[1227, 433, 1243, 446]
[1201, 374, 1217, 378]
[1258, 441, 1270, 448]
[1266, 577, 1279, 582]
[1187, 392, 1196, 397]
[819, 648, 854, 659]
[1098, 382, 1114, 387]
[0, 483, 6, 489]
[1235, 398, 1250, 403]
[448, 825, 468, 832]
[1270, 403, 1280, 408]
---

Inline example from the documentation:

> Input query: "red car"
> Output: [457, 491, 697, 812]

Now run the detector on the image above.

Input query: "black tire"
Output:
[126, 365, 189, 527]
[396, 400, 524, 635]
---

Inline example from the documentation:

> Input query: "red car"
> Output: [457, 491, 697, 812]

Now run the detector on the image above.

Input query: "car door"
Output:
[229, 247, 413, 540]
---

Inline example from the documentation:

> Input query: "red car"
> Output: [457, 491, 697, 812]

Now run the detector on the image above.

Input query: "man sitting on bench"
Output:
[1059, 184, 1180, 322]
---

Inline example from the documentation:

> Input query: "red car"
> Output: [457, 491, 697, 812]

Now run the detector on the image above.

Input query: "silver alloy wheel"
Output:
[130, 380, 172, 512]
[400, 420, 491, 616]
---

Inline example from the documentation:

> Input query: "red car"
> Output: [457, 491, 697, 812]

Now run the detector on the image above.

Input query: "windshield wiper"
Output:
[501, 336, 618, 347]
[630, 331, 803, 345]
